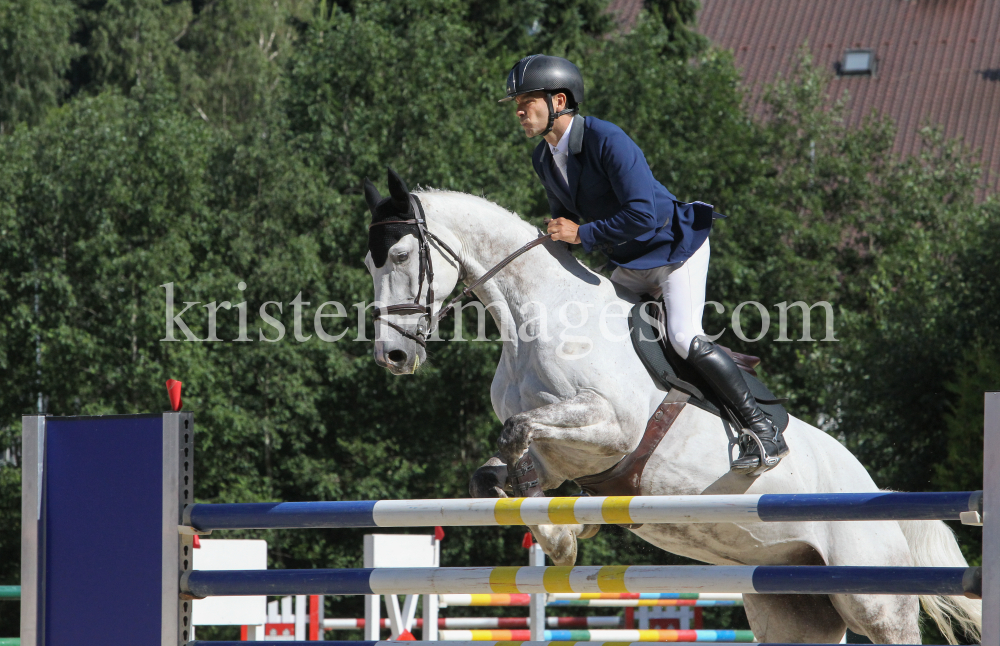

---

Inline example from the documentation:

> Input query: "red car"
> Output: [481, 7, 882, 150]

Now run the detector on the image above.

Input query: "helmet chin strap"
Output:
[538, 92, 576, 138]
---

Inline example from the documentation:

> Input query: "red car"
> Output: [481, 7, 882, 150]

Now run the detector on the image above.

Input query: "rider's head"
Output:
[499, 55, 583, 138]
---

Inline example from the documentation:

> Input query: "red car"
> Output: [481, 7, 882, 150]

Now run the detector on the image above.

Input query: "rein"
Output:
[368, 193, 551, 347]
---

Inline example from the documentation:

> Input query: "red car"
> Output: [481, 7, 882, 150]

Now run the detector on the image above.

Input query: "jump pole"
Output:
[180, 564, 981, 598]
[185, 491, 983, 530]
[437, 592, 743, 606]
[436, 629, 756, 642]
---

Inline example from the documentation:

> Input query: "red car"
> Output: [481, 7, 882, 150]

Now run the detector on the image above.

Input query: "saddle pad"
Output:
[628, 301, 789, 433]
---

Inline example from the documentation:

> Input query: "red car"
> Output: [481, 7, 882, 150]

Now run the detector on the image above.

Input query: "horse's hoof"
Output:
[578, 524, 601, 540]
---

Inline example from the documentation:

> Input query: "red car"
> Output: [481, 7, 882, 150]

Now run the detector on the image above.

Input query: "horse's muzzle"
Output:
[373, 342, 423, 375]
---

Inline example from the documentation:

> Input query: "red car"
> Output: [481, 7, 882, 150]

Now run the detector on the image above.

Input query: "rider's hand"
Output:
[546, 218, 581, 244]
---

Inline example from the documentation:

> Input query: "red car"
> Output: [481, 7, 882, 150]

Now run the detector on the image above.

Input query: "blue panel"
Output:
[189, 500, 378, 530]
[43, 415, 164, 646]
[184, 568, 375, 597]
[752, 566, 969, 595]
[757, 491, 977, 522]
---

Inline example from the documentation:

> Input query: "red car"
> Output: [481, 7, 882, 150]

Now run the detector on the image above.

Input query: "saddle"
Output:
[630, 301, 789, 431]
[574, 301, 789, 499]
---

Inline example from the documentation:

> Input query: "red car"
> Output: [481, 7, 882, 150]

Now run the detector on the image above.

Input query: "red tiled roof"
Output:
[696, 0, 1000, 196]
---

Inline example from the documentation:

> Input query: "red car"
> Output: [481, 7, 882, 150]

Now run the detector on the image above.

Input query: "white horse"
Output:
[363, 171, 980, 644]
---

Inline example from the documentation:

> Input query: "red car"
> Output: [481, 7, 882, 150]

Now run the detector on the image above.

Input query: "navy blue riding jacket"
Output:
[532, 115, 715, 270]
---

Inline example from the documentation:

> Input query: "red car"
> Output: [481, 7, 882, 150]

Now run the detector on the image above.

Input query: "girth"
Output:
[574, 395, 686, 517]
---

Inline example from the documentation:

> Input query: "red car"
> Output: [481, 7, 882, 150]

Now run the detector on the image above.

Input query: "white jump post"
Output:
[363, 533, 440, 641]
[528, 542, 546, 640]
[983, 391, 1000, 646]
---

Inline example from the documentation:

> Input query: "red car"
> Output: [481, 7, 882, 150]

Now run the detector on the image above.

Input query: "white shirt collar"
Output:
[547, 116, 574, 156]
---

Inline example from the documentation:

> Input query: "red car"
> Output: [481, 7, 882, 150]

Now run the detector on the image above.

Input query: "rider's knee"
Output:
[668, 325, 705, 359]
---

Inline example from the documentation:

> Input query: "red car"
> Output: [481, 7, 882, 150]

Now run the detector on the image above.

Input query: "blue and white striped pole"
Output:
[184, 491, 982, 531]
[180, 565, 981, 599]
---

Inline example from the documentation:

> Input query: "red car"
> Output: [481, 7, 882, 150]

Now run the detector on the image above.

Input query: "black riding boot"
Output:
[686, 335, 789, 473]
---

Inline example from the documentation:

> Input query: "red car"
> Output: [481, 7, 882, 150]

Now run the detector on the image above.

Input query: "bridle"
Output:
[368, 193, 551, 347]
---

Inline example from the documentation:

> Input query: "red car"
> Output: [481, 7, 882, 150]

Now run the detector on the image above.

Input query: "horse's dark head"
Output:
[363, 168, 461, 375]
[365, 167, 415, 269]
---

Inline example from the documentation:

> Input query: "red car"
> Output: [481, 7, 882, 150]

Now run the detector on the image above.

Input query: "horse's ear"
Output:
[363, 178, 382, 216]
[386, 167, 410, 212]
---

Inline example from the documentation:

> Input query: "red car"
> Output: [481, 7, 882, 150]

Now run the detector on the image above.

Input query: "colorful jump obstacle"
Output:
[184, 490, 983, 530]
[545, 592, 743, 608]
[437, 629, 756, 642]
[547, 592, 742, 608]
[547, 599, 742, 607]
[437, 593, 743, 607]
[18, 393, 1000, 646]
[324, 616, 622, 630]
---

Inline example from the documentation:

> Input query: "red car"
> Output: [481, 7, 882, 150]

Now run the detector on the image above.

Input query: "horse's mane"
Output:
[414, 187, 538, 233]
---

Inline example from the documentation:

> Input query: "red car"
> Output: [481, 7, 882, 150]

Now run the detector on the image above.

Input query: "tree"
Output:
[0, 0, 80, 133]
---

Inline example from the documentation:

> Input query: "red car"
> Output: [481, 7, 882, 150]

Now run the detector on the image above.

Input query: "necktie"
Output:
[552, 150, 570, 191]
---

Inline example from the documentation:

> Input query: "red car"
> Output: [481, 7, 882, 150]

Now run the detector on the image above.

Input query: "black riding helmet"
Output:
[499, 55, 584, 137]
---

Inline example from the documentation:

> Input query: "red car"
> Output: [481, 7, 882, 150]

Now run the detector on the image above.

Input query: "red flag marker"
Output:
[193, 535, 201, 549]
[521, 532, 534, 549]
[166, 379, 183, 412]
[397, 630, 416, 641]
[434, 526, 445, 541]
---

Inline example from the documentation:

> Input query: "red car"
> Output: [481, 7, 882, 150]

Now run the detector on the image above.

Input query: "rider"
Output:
[500, 54, 788, 473]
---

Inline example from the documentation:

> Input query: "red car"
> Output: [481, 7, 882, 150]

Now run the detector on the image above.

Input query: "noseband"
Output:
[368, 193, 551, 347]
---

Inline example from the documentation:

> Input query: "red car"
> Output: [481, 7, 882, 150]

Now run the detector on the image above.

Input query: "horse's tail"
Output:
[898, 519, 981, 644]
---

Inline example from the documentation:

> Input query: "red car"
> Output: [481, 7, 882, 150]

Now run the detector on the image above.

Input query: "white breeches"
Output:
[610, 239, 710, 359]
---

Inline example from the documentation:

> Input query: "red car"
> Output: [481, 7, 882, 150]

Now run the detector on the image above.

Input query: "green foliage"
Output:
[0, 0, 80, 132]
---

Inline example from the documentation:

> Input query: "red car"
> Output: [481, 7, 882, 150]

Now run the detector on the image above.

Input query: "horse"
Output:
[362, 169, 980, 644]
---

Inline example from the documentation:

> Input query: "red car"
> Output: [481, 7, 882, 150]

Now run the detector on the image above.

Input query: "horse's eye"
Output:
[393, 251, 409, 263]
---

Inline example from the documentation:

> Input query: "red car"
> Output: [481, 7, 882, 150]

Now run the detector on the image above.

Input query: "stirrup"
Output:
[723, 415, 783, 477]
[739, 428, 783, 476]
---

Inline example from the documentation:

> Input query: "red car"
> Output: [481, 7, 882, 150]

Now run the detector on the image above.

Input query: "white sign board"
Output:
[192, 539, 268, 626]
[363, 534, 439, 568]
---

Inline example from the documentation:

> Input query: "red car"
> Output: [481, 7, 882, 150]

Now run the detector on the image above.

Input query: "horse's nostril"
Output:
[387, 350, 407, 364]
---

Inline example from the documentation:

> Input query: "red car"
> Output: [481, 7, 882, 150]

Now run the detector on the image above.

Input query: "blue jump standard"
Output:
[184, 490, 983, 530]
[179, 566, 982, 599]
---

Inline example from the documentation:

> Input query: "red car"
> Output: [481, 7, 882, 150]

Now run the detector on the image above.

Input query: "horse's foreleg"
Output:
[468, 456, 589, 565]
[495, 390, 624, 566]
[497, 389, 630, 468]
